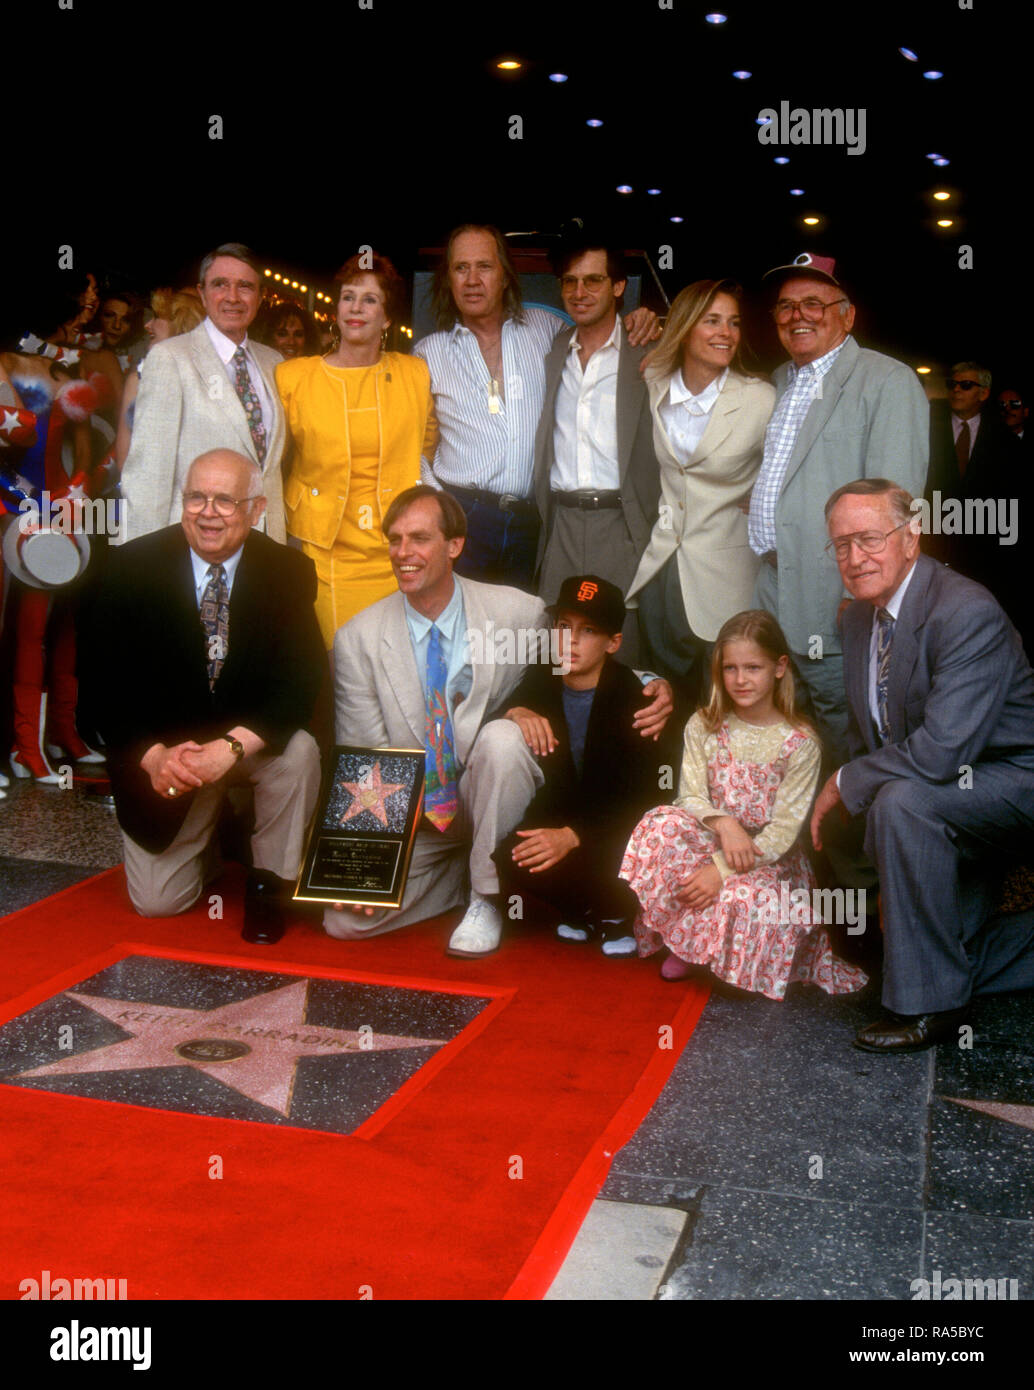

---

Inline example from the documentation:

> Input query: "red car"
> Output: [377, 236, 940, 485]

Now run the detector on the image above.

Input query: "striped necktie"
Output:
[875, 608, 894, 744]
[424, 624, 458, 830]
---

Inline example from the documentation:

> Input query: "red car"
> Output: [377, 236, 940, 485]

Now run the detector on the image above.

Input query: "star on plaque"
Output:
[13, 981, 446, 1118]
[339, 761, 408, 827]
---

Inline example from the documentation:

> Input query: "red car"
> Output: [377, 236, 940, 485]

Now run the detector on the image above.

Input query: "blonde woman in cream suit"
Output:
[626, 279, 774, 699]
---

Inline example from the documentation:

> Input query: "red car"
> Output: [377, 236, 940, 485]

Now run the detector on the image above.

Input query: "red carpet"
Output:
[0, 867, 708, 1301]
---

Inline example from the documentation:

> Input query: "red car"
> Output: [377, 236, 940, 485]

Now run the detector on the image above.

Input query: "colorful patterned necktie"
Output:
[424, 624, 458, 831]
[231, 346, 267, 462]
[200, 563, 230, 690]
[875, 607, 895, 744]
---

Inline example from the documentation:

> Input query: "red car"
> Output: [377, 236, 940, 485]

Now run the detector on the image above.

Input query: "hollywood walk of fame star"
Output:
[943, 1096, 1034, 1133]
[12, 981, 446, 1118]
[339, 761, 408, 827]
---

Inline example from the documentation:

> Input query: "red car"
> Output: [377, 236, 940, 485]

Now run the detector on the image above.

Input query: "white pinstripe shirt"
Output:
[748, 338, 847, 556]
[414, 306, 562, 497]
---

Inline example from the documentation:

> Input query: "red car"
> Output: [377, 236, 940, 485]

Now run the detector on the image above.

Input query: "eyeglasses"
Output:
[946, 378, 983, 391]
[998, 398, 1024, 410]
[825, 519, 910, 561]
[772, 296, 847, 323]
[182, 492, 256, 517]
[560, 274, 610, 291]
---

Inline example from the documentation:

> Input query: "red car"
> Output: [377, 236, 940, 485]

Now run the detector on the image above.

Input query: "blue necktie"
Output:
[424, 624, 457, 830]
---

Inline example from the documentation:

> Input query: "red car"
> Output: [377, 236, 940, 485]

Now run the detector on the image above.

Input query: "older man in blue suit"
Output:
[811, 478, 1034, 1053]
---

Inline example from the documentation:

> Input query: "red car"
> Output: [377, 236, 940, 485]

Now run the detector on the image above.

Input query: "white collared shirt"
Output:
[866, 560, 918, 729]
[189, 544, 245, 607]
[551, 317, 622, 491]
[658, 366, 728, 464]
[951, 411, 981, 447]
[403, 579, 473, 726]
[203, 317, 276, 439]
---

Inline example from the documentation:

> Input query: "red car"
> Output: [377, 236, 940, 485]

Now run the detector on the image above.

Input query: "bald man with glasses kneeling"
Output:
[85, 449, 325, 944]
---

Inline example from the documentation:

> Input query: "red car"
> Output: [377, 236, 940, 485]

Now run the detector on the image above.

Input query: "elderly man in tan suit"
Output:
[118, 242, 286, 544]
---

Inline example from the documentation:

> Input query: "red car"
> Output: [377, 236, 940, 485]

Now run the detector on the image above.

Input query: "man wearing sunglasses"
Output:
[811, 477, 1034, 1053]
[748, 252, 929, 764]
[85, 449, 325, 947]
[926, 361, 1026, 640]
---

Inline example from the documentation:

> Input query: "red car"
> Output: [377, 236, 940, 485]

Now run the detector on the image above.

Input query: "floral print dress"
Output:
[620, 712, 868, 1000]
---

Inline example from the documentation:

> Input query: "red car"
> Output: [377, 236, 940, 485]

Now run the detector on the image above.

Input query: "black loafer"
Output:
[853, 1006, 971, 1054]
[241, 870, 288, 945]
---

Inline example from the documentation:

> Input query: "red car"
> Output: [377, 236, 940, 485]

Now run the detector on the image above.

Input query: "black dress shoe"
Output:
[241, 871, 288, 945]
[853, 1006, 971, 1054]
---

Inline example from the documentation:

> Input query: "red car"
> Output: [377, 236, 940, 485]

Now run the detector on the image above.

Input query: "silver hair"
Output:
[951, 361, 992, 389]
[824, 478, 915, 526]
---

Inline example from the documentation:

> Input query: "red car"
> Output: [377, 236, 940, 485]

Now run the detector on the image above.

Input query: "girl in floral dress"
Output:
[620, 610, 867, 999]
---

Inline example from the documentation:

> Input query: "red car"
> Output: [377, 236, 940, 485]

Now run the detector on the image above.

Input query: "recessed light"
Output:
[732, 70, 752, 79]
[756, 115, 772, 126]
[899, 47, 919, 61]
[646, 188, 662, 195]
[933, 191, 950, 201]
[705, 12, 728, 23]
[937, 219, 953, 227]
[549, 72, 568, 83]
[923, 70, 943, 80]
[933, 158, 950, 167]
[789, 188, 805, 196]
[917, 366, 931, 375]
[803, 217, 820, 226]
[774, 156, 789, 165]
[586, 118, 603, 128]
[669, 216, 684, 223]
[497, 59, 521, 71]
[616, 185, 633, 194]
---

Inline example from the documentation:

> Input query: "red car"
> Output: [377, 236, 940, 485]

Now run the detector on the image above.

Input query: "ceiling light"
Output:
[774, 156, 789, 164]
[732, 70, 752, 79]
[669, 216, 684, 223]
[933, 158, 950, 167]
[917, 367, 931, 374]
[497, 60, 521, 71]
[803, 216, 820, 225]
[616, 185, 633, 194]
[923, 70, 943, 80]
[937, 219, 954, 227]
[646, 188, 662, 195]
[549, 72, 568, 83]
[899, 47, 919, 61]
[705, 13, 728, 22]
[264, 269, 271, 276]
[789, 188, 804, 196]
[933, 191, 950, 201]
[586, 118, 603, 128]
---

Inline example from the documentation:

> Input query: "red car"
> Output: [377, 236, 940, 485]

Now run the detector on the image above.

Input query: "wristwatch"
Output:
[220, 734, 245, 762]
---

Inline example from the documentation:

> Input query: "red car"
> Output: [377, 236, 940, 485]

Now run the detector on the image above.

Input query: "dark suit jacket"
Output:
[86, 526, 325, 852]
[490, 656, 674, 869]
[531, 323, 659, 577]
[838, 554, 1034, 816]
[925, 402, 1027, 609]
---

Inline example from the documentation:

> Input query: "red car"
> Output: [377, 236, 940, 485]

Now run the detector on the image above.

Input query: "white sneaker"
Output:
[556, 922, 590, 942]
[600, 920, 637, 956]
[447, 890, 504, 957]
[0, 769, 9, 788]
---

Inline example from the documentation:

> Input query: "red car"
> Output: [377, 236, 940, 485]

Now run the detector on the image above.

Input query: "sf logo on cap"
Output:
[577, 581, 599, 602]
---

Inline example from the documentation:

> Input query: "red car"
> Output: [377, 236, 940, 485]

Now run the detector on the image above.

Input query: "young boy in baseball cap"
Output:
[491, 575, 672, 954]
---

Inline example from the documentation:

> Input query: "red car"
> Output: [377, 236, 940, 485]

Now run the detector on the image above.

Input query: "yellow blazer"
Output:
[626, 368, 775, 641]
[276, 352, 437, 551]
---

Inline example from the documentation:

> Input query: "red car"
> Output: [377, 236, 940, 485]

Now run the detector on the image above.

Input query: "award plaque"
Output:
[294, 746, 425, 907]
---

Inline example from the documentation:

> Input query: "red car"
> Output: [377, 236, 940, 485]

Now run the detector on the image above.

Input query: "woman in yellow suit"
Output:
[276, 253, 437, 647]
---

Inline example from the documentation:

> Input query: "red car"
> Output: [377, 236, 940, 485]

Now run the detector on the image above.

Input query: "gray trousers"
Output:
[122, 730, 322, 917]
[539, 505, 641, 664]
[323, 719, 544, 940]
[754, 560, 850, 764]
[865, 759, 1034, 1013]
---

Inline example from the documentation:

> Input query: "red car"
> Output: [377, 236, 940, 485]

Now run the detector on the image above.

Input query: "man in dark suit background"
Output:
[532, 243, 659, 662]
[88, 449, 324, 943]
[811, 478, 1034, 1053]
[926, 362, 1025, 608]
